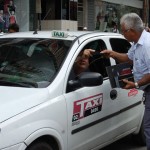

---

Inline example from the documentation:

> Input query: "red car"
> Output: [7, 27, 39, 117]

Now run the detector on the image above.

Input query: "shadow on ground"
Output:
[101, 135, 146, 150]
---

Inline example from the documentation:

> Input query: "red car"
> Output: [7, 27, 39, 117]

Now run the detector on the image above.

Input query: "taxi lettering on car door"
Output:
[72, 93, 103, 126]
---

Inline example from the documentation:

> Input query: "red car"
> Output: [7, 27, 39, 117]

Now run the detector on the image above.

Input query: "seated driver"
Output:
[69, 49, 95, 79]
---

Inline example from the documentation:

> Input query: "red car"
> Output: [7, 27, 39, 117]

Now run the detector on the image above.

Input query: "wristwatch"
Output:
[135, 82, 140, 89]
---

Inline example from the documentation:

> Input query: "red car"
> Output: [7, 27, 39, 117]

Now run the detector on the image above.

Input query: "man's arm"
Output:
[136, 74, 150, 87]
[83, 49, 95, 57]
[122, 74, 150, 89]
[100, 50, 131, 63]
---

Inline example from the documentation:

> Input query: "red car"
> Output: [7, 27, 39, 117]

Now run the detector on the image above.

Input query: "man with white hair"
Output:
[101, 13, 150, 150]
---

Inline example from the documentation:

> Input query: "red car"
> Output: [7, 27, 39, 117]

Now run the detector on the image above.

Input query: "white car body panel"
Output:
[0, 31, 144, 150]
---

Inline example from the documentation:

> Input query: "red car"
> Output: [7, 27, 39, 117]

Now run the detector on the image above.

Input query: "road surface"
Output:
[101, 135, 146, 150]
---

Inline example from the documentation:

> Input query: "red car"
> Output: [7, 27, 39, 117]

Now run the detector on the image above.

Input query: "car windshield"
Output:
[0, 38, 72, 88]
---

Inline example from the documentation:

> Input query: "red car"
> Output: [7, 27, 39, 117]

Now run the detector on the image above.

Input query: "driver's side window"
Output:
[83, 40, 111, 78]
[67, 40, 109, 93]
[68, 39, 111, 82]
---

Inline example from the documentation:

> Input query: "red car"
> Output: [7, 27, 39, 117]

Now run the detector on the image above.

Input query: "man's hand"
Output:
[122, 79, 135, 89]
[101, 49, 130, 63]
[100, 49, 116, 59]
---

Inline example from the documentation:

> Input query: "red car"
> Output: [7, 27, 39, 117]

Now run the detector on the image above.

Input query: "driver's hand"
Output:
[83, 49, 95, 58]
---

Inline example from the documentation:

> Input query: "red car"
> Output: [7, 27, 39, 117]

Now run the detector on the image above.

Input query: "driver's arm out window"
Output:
[83, 40, 111, 78]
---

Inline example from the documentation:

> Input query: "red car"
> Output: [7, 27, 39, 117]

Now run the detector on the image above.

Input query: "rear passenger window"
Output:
[83, 40, 111, 78]
[110, 38, 131, 63]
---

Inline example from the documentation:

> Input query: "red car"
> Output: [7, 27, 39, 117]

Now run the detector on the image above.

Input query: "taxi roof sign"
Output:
[52, 31, 68, 38]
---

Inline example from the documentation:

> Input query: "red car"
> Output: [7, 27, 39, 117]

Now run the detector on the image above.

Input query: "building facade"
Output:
[0, 0, 145, 32]
[89, 0, 143, 32]
[143, 0, 150, 27]
[0, 0, 29, 32]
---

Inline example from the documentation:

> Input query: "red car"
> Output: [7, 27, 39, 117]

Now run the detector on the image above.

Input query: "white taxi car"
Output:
[0, 30, 145, 150]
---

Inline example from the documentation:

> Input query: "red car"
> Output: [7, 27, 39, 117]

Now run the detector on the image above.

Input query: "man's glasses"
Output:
[121, 29, 130, 34]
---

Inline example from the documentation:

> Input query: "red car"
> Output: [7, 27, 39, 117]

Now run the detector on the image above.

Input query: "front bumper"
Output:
[1, 143, 26, 150]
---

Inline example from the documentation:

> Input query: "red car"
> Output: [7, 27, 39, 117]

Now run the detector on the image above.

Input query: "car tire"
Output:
[26, 141, 54, 150]
[132, 120, 146, 146]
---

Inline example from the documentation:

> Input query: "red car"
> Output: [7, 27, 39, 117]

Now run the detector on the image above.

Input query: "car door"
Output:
[109, 38, 144, 134]
[64, 37, 127, 150]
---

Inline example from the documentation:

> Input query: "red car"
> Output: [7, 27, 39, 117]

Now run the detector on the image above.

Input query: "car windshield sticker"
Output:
[72, 93, 103, 126]
[128, 89, 138, 97]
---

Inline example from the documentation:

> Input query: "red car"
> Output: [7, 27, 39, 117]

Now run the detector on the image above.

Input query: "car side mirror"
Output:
[67, 72, 103, 92]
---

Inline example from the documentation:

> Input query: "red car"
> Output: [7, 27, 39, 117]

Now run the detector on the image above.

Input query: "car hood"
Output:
[0, 86, 50, 123]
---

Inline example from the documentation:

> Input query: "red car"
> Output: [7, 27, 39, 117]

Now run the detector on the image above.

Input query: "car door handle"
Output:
[110, 89, 117, 100]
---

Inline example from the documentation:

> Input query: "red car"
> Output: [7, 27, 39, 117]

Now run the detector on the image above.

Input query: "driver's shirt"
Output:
[127, 30, 150, 82]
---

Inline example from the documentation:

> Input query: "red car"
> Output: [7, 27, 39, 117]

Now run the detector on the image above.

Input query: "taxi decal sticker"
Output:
[128, 89, 138, 97]
[72, 93, 103, 126]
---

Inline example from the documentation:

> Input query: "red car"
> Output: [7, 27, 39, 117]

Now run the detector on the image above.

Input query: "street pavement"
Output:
[101, 135, 146, 150]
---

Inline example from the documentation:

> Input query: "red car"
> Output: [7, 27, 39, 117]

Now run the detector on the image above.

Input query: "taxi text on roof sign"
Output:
[52, 31, 68, 38]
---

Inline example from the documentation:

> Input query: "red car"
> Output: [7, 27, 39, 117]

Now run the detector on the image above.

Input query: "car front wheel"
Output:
[26, 141, 54, 150]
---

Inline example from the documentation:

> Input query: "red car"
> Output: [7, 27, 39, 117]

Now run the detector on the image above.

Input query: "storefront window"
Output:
[29, 0, 36, 31]
[40, 0, 77, 21]
[0, 0, 16, 32]
[77, 0, 83, 30]
[62, 0, 69, 19]
[70, 0, 77, 21]
[95, 1, 141, 32]
[62, 0, 78, 20]
[41, 0, 56, 20]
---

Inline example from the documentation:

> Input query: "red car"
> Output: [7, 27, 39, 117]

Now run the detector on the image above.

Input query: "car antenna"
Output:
[33, 29, 38, 34]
